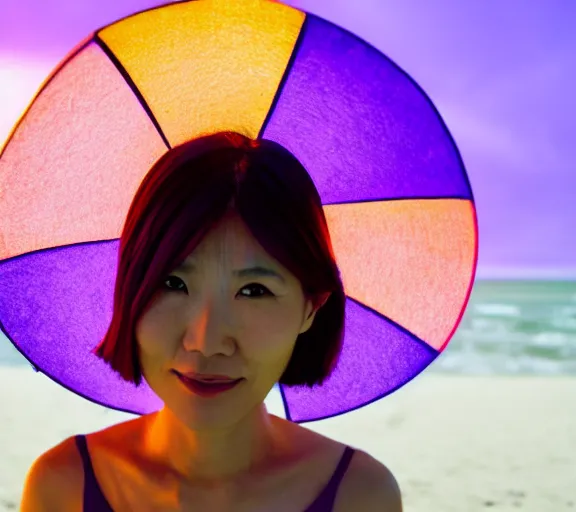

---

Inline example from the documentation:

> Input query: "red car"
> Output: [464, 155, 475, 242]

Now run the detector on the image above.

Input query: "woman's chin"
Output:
[148, 375, 276, 431]
[161, 393, 253, 431]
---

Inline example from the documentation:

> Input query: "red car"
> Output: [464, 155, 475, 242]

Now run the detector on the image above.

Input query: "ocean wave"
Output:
[473, 303, 521, 318]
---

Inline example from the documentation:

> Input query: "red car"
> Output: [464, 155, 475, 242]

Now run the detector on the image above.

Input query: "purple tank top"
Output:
[75, 435, 354, 511]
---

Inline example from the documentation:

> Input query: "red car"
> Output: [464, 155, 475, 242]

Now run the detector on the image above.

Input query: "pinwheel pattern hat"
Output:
[0, 0, 478, 423]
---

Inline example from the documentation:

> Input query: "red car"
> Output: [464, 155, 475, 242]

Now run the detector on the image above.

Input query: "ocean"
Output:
[432, 280, 576, 375]
[1, 280, 575, 375]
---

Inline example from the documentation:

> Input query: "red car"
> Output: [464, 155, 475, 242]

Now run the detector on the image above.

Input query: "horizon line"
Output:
[476, 267, 576, 280]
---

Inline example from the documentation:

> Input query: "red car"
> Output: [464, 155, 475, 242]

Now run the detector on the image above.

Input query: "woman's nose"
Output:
[181, 298, 236, 357]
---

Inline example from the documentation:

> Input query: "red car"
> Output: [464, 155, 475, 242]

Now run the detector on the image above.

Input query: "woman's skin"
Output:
[136, 209, 323, 482]
[20, 210, 402, 511]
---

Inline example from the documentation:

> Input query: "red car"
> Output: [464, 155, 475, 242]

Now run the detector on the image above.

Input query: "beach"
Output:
[1, 366, 574, 511]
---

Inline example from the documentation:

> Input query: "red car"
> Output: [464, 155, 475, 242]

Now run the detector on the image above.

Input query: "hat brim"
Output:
[0, 0, 478, 423]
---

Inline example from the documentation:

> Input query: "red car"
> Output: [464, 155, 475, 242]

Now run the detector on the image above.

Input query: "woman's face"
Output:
[135, 211, 319, 430]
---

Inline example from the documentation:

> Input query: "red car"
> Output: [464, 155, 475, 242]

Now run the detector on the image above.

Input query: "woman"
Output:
[20, 132, 403, 511]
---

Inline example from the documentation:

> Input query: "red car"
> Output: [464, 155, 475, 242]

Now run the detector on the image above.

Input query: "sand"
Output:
[0, 366, 574, 511]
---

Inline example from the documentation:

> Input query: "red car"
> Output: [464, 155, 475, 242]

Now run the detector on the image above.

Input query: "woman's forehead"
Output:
[186, 214, 273, 267]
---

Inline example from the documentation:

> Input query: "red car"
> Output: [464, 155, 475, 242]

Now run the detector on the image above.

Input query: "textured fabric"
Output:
[74, 435, 355, 512]
[0, 42, 167, 261]
[0, 0, 478, 422]
[323, 200, 476, 350]
[261, 14, 472, 203]
[98, 0, 306, 147]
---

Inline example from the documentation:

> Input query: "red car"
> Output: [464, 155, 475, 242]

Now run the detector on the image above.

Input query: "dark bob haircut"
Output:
[94, 131, 346, 388]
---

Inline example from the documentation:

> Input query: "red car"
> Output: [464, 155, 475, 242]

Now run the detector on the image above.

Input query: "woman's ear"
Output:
[313, 292, 331, 312]
[299, 292, 331, 334]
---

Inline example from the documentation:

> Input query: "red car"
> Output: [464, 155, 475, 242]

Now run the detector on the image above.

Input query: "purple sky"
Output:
[1, 0, 575, 279]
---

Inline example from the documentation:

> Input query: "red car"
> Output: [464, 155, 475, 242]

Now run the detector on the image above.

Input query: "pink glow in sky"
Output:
[1, 0, 575, 279]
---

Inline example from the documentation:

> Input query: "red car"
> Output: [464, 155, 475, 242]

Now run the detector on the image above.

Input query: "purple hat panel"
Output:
[261, 14, 471, 204]
[280, 300, 438, 423]
[0, 242, 161, 414]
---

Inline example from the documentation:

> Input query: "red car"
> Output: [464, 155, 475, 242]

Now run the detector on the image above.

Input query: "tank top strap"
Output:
[304, 446, 356, 511]
[328, 446, 355, 489]
[75, 435, 97, 484]
[74, 435, 114, 512]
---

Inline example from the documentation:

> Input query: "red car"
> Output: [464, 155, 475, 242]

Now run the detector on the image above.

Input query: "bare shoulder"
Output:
[20, 416, 149, 512]
[335, 449, 403, 512]
[20, 436, 84, 512]
[277, 419, 402, 510]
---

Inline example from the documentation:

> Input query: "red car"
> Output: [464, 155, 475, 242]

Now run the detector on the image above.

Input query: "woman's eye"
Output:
[163, 275, 188, 293]
[162, 278, 270, 297]
[238, 283, 272, 298]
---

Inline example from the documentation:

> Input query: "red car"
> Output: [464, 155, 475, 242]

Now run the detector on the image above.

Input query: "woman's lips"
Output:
[174, 372, 243, 398]
[181, 372, 238, 382]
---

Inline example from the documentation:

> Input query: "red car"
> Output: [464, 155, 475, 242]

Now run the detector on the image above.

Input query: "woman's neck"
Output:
[142, 404, 287, 484]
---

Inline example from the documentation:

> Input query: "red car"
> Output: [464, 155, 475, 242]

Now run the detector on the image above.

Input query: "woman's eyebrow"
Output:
[173, 261, 196, 274]
[234, 266, 286, 284]
[173, 262, 285, 283]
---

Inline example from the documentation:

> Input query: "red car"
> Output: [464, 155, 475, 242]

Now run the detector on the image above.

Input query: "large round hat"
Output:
[0, 0, 478, 423]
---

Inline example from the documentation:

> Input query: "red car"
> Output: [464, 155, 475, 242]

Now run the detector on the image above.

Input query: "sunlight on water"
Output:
[434, 280, 576, 375]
